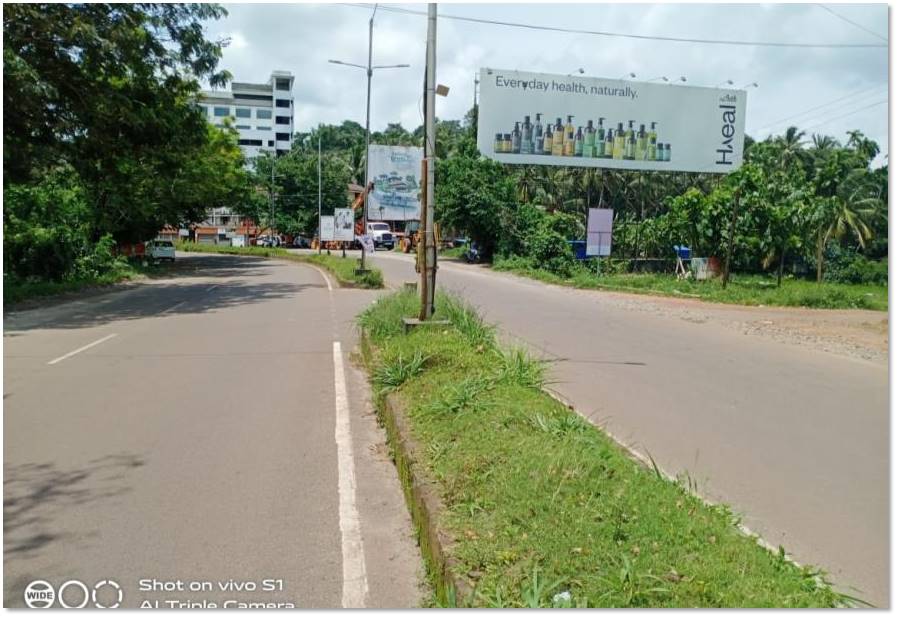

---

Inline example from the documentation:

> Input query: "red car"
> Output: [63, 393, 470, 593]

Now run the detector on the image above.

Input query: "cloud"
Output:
[202, 3, 888, 160]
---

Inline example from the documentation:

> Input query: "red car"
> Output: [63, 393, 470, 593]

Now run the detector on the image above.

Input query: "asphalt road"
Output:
[3, 253, 423, 608]
[354, 249, 889, 607]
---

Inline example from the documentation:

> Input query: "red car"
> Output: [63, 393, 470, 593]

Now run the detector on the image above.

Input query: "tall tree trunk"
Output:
[777, 243, 786, 287]
[816, 235, 824, 283]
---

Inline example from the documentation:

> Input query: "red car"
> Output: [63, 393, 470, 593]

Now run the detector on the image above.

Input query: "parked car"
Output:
[366, 222, 395, 250]
[292, 235, 311, 248]
[256, 235, 280, 247]
[147, 239, 176, 262]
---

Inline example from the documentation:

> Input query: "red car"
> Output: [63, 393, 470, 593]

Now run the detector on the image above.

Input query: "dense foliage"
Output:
[4, 3, 250, 282]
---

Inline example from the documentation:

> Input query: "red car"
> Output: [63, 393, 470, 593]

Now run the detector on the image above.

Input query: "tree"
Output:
[435, 138, 516, 257]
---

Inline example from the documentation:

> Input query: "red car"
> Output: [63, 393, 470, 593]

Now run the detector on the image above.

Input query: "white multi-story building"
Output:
[195, 71, 294, 239]
[199, 70, 295, 161]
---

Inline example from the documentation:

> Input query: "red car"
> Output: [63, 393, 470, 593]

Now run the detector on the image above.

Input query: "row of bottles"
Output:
[493, 114, 672, 162]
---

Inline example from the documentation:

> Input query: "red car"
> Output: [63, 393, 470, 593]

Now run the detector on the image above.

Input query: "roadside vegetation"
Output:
[359, 289, 854, 608]
[493, 256, 887, 311]
[174, 241, 383, 288]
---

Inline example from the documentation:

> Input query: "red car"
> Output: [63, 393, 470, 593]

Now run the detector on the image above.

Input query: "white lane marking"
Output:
[332, 341, 368, 608]
[160, 301, 186, 315]
[47, 334, 118, 365]
[310, 265, 333, 292]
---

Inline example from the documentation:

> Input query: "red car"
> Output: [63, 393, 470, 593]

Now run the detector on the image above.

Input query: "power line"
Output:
[815, 4, 887, 43]
[342, 3, 886, 48]
[803, 99, 887, 132]
[756, 84, 886, 132]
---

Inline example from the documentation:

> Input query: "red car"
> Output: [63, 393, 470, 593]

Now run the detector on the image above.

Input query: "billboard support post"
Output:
[722, 189, 741, 289]
[317, 128, 322, 254]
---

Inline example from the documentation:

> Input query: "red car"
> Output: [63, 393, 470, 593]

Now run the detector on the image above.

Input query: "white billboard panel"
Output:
[366, 145, 423, 221]
[477, 68, 747, 173]
[334, 208, 355, 242]
[320, 215, 335, 242]
[586, 208, 614, 257]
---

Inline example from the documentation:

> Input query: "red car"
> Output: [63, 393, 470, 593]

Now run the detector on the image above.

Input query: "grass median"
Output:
[358, 289, 852, 608]
[174, 241, 383, 288]
[493, 256, 886, 311]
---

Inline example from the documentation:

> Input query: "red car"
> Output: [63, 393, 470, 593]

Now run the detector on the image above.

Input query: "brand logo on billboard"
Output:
[389, 151, 412, 164]
[716, 94, 738, 166]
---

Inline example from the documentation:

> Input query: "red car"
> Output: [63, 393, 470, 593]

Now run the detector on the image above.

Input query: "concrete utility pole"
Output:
[419, 3, 437, 319]
[270, 159, 275, 242]
[317, 127, 322, 254]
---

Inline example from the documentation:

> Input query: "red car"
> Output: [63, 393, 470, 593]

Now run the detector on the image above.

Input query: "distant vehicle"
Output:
[366, 222, 394, 250]
[147, 240, 175, 262]
[256, 235, 280, 247]
[463, 241, 481, 264]
[292, 235, 311, 248]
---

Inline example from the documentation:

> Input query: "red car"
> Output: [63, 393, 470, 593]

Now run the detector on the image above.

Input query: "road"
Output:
[3, 253, 423, 608]
[355, 248, 889, 607]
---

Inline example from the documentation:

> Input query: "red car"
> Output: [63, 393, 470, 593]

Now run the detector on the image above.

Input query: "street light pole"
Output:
[361, 9, 375, 272]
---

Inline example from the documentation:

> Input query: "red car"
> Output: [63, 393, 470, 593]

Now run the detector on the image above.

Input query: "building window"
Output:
[256, 109, 272, 119]
[238, 139, 263, 146]
[233, 93, 272, 102]
[275, 99, 290, 108]
[275, 132, 290, 141]
[275, 78, 290, 91]
[275, 116, 290, 125]
[199, 105, 209, 115]
[235, 107, 251, 118]
[235, 124, 251, 130]
[268, 140, 274, 147]
[256, 126, 271, 131]
[213, 106, 230, 117]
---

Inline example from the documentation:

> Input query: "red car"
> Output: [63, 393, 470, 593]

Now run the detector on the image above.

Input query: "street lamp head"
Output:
[742, 82, 759, 89]
[677, 76, 687, 83]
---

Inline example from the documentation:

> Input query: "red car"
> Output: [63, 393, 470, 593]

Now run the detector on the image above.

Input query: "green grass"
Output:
[4, 260, 166, 306]
[359, 290, 855, 608]
[174, 241, 383, 288]
[439, 245, 466, 259]
[493, 257, 887, 311]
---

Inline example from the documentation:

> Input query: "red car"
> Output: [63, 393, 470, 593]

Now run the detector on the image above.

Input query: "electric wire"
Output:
[341, 3, 886, 48]
[815, 4, 887, 42]
[756, 84, 887, 133]
[802, 99, 888, 132]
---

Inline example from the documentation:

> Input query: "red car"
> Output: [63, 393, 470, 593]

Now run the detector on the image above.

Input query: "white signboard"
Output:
[587, 208, 614, 257]
[366, 145, 423, 221]
[319, 215, 335, 242]
[477, 68, 747, 173]
[358, 234, 375, 255]
[334, 208, 355, 242]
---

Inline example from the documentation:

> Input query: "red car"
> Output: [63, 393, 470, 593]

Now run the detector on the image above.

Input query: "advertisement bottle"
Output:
[604, 128, 614, 158]
[625, 134, 636, 160]
[648, 135, 657, 161]
[648, 121, 658, 146]
[511, 121, 521, 154]
[665, 143, 671, 162]
[543, 124, 553, 155]
[521, 116, 533, 154]
[493, 133, 502, 153]
[503, 133, 512, 153]
[625, 120, 635, 143]
[563, 115, 575, 156]
[534, 113, 544, 155]
[656, 142, 664, 161]
[552, 118, 564, 156]
[596, 117, 606, 158]
[613, 122, 625, 159]
[583, 120, 595, 157]
[636, 124, 647, 160]
[574, 127, 584, 157]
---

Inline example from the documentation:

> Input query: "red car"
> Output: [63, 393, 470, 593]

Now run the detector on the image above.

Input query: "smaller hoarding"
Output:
[367, 145, 423, 221]
[320, 215, 335, 242]
[334, 208, 355, 242]
[586, 209, 614, 257]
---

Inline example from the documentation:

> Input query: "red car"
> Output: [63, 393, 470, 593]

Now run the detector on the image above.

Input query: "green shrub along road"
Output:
[493, 256, 887, 311]
[358, 290, 853, 608]
[174, 241, 384, 289]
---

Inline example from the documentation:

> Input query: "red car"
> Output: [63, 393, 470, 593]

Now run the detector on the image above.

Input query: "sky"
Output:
[202, 2, 889, 163]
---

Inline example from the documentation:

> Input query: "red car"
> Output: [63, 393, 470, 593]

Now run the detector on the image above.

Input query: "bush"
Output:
[824, 252, 887, 285]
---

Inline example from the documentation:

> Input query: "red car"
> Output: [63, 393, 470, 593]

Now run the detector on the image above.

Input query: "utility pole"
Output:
[270, 158, 275, 242]
[419, 3, 437, 319]
[317, 127, 322, 254]
[360, 8, 375, 272]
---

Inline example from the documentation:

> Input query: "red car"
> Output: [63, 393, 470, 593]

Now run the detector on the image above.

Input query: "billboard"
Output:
[586, 208, 614, 257]
[366, 145, 423, 221]
[319, 215, 335, 242]
[477, 68, 747, 173]
[334, 208, 355, 242]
